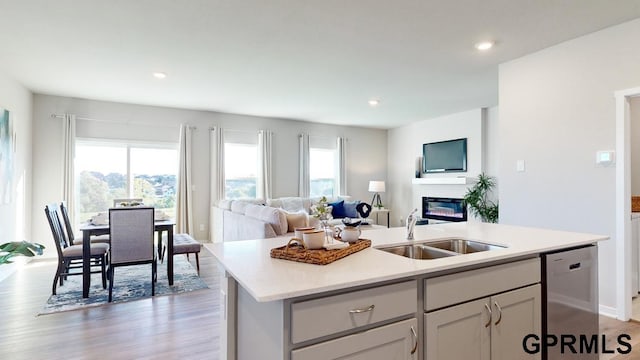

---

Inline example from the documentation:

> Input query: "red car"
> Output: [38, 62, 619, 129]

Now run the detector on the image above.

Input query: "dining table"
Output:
[79, 219, 175, 298]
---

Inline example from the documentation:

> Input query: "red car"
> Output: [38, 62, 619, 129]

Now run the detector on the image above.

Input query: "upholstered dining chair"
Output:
[160, 233, 202, 274]
[59, 202, 110, 246]
[44, 203, 109, 295]
[108, 206, 156, 302]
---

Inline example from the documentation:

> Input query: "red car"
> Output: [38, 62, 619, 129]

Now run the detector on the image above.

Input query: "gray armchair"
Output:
[108, 206, 156, 302]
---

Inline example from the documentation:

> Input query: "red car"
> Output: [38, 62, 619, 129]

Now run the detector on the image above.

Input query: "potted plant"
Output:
[0, 241, 45, 265]
[463, 173, 499, 223]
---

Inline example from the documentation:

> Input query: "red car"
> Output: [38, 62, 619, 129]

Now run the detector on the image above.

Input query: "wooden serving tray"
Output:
[270, 238, 371, 265]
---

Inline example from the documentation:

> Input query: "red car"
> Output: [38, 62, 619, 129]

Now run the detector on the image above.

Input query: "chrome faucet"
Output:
[406, 208, 418, 240]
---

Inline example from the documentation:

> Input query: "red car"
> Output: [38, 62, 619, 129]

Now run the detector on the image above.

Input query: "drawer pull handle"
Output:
[484, 303, 492, 328]
[348, 304, 375, 314]
[410, 325, 418, 355]
[494, 301, 502, 326]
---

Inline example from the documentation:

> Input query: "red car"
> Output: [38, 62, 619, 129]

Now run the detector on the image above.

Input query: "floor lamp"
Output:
[368, 181, 385, 208]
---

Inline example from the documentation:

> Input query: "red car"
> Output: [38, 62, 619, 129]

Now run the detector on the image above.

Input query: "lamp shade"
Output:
[368, 181, 385, 193]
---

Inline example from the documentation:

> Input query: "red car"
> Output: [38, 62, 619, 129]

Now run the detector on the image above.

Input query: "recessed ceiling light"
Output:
[368, 99, 380, 107]
[475, 41, 494, 51]
[153, 72, 167, 79]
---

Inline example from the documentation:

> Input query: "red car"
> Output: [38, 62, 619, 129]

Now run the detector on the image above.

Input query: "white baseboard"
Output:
[599, 304, 618, 319]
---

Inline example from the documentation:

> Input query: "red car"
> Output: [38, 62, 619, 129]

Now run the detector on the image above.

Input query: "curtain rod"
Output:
[50, 113, 196, 129]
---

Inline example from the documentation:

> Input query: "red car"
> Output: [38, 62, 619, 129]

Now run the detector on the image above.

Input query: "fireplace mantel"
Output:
[412, 177, 476, 185]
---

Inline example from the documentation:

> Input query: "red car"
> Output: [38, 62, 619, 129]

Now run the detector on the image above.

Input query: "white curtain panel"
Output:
[176, 124, 194, 235]
[257, 129, 273, 200]
[298, 133, 310, 197]
[62, 114, 76, 224]
[337, 137, 347, 196]
[213, 127, 225, 203]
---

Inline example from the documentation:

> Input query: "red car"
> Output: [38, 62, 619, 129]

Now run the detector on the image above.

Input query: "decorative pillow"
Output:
[329, 200, 346, 219]
[244, 204, 288, 235]
[343, 200, 360, 218]
[356, 202, 372, 218]
[309, 204, 333, 220]
[281, 197, 305, 212]
[266, 198, 282, 208]
[231, 201, 250, 214]
[285, 211, 308, 232]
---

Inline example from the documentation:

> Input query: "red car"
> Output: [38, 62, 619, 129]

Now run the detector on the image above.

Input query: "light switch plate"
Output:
[516, 160, 525, 172]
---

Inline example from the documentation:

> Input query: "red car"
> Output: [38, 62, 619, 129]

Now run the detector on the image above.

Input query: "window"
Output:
[309, 136, 338, 198]
[75, 140, 178, 225]
[309, 147, 336, 197]
[224, 130, 258, 199]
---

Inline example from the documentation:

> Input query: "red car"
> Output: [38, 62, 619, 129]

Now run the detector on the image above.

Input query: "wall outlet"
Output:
[199, 224, 205, 231]
[399, 218, 405, 226]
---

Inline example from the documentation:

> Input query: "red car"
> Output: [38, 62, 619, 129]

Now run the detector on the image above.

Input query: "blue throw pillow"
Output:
[343, 200, 360, 218]
[329, 200, 346, 218]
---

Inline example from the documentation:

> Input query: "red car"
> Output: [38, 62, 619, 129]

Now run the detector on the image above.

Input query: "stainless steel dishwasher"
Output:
[542, 245, 598, 360]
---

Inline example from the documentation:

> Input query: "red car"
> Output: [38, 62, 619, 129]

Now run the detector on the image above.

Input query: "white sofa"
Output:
[212, 197, 371, 242]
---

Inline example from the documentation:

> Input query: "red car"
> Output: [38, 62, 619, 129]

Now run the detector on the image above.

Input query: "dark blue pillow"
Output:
[343, 200, 360, 218]
[329, 200, 346, 218]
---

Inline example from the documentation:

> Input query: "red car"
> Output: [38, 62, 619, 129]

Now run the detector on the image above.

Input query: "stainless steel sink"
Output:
[424, 238, 506, 254]
[378, 238, 505, 259]
[379, 244, 456, 260]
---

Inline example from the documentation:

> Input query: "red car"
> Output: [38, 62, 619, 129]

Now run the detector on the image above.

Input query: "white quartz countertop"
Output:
[207, 222, 608, 302]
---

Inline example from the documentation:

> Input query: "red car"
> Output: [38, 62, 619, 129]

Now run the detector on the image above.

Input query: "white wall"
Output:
[31, 95, 387, 249]
[498, 18, 640, 311]
[0, 70, 33, 280]
[387, 107, 499, 226]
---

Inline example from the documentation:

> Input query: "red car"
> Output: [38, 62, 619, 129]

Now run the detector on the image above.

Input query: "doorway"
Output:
[615, 87, 640, 321]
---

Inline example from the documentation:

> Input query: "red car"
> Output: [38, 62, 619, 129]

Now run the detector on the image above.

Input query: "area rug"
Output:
[39, 256, 208, 315]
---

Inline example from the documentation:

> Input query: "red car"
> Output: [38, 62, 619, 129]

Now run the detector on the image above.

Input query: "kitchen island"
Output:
[209, 222, 607, 360]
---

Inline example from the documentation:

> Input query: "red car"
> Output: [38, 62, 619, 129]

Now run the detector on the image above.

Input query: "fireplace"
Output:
[422, 197, 467, 222]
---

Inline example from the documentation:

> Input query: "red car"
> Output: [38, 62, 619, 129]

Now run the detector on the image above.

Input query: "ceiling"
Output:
[0, 1, 639, 129]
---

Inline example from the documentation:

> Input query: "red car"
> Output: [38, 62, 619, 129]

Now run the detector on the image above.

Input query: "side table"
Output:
[371, 208, 390, 228]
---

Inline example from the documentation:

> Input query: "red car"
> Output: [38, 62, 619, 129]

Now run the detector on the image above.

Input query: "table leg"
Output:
[167, 230, 174, 285]
[157, 231, 163, 261]
[386, 212, 390, 228]
[82, 231, 91, 298]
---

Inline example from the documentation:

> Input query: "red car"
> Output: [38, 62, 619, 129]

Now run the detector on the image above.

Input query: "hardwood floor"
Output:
[0, 248, 221, 360]
[2, 248, 640, 359]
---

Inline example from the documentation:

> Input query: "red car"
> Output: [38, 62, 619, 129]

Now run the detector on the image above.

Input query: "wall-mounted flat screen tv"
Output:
[422, 138, 467, 173]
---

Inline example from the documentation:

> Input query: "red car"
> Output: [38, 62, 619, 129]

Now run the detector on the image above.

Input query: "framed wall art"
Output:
[0, 108, 13, 204]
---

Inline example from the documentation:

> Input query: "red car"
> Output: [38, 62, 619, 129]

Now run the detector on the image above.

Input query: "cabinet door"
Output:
[424, 297, 491, 360]
[291, 318, 418, 360]
[491, 284, 541, 360]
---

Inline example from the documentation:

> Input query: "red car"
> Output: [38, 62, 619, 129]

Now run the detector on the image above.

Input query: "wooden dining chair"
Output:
[44, 203, 109, 295]
[59, 202, 110, 246]
[108, 206, 156, 302]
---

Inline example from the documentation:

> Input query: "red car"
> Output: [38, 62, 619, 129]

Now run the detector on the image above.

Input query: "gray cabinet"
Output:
[491, 285, 541, 360]
[291, 318, 418, 360]
[425, 297, 490, 360]
[425, 284, 541, 360]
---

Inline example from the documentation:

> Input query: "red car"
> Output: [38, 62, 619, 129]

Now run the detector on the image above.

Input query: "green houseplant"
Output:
[463, 173, 499, 223]
[0, 241, 45, 265]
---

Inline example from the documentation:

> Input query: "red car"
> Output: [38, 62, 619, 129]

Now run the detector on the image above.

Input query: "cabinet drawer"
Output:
[291, 318, 418, 360]
[291, 280, 417, 344]
[424, 257, 540, 311]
